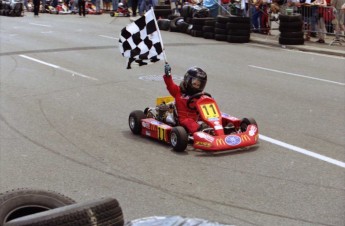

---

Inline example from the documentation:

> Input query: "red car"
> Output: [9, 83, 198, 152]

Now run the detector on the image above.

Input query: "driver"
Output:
[163, 63, 207, 133]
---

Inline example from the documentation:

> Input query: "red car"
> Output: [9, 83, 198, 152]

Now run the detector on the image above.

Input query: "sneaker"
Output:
[316, 39, 325, 43]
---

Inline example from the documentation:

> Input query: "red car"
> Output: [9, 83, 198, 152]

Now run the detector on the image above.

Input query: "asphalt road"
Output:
[0, 13, 344, 226]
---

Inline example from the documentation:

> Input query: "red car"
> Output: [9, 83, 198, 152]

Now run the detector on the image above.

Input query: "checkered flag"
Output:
[119, 8, 164, 67]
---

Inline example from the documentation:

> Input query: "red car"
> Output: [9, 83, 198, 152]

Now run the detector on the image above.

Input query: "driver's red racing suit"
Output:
[163, 75, 199, 133]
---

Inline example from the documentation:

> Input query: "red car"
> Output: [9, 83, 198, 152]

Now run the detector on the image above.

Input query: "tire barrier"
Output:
[4, 197, 124, 226]
[1, 188, 232, 226]
[0, 188, 76, 226]
[279, 14, 305, 45]
[214, 15, 251, 43]
[153, 5, 172, 19]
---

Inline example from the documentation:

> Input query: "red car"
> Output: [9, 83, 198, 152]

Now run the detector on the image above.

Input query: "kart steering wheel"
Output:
[187, 92, 212, 111]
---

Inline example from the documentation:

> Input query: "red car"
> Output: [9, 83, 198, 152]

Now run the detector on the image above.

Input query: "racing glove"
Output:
[164, 63, 171, 76]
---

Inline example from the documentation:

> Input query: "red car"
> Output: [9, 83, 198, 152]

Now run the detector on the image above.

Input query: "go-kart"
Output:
[129, 92, 259, 152]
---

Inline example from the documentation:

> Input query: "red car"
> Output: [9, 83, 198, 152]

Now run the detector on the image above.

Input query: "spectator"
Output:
[78, 0, 86, 16]
[131, 0, 139, 16]
[95, 0, 101, 13]
[104, 0, 112, 11]
[23, 0, 29, 11]
[331, 0, 345, 39]
[250, 0, 263, 32]
[298, 0, 315, 41]
[203, 0, 220, 18]
[112, 0, 119, 12]
[33, 0, 40, 16]
[314, 0, 328, 43]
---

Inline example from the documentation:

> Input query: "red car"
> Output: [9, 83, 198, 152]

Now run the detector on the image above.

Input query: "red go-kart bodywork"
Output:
[129, 93, 259, 152]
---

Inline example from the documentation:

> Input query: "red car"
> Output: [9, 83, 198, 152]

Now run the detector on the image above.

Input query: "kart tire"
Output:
[170, 126, 188, 152]
[4, 197, 124, 226]
[0, 188, 76, 225]
[240, 118, 257, 132]
[129, 110, 146, 135]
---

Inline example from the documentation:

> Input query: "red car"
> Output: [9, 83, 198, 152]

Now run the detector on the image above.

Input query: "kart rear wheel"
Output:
[240, 118, 257, 132]
[170, 126, 188, 152]
[129, 110, 146, 135]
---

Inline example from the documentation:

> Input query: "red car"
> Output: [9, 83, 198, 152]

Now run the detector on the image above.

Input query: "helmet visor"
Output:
[191, 77, 205, 92]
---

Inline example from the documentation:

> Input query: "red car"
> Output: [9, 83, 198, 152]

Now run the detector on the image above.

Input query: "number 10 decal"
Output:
[200, 103, 219, 118]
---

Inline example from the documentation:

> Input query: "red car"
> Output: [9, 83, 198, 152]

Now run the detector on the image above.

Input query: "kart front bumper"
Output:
[192, 125, 259, 152]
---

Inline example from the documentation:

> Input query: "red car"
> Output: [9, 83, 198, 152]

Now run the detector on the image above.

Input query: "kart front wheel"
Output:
[240, 118, 257, 132]
[129, 110, 146, 135]
[170, 126, 188, 152]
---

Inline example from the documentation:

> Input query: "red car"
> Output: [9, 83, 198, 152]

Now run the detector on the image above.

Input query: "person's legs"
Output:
[112, 0, 118, 11]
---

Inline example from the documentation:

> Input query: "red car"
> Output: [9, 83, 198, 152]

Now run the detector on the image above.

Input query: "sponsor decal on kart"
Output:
[221, 113, 238, 121]
[216, 138, 226, 146]
[196, 132, 215, 142]
[151, 120, 163, 126]
[214, 125, 223, 130]
[157, 126, 166, 141]
[241, 134, 250, 142]
[195, 141, 211, 147]
[225, 135, 241, 146]
[142, 122, 150, 129]
[248, 125, 257, 136]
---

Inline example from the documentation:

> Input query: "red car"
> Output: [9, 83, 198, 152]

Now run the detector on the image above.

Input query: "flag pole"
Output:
[150, 7, 168, 63]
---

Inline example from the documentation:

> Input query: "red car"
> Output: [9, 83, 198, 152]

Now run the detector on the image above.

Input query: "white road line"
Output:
[259, 134, 345, 168]
[19, 55, 98, 81]
[249, 65, 345, 86]
[99, 35, 118, 40]
[29, 23, 52, 27]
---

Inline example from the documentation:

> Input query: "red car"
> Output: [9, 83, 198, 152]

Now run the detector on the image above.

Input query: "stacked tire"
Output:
[154, 5, 172, 19]
[202, 18, 216, 39]
[226, 16, 251, 43]
[214, 15, 229, 41]
[189, 17, 212, 38]
[278, 14, 304, 45]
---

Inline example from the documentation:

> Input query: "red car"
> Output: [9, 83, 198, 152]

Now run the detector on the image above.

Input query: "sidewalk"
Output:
[249, 25, 345, 57]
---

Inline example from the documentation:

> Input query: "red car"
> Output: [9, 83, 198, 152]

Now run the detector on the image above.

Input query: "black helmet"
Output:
[181, 66, 207, 96]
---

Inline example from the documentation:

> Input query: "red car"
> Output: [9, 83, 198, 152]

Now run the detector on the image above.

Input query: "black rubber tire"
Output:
[204, 19, 215, 26]
[170, 16, 183, 31]
[190, 24, 203, 31]
[279, 37, 304, 45]
[227, 35, 250, 43]
[216, 15, 230, 23]
[177, 21, 189, 33]
[170, 126, 188, 152]
[4, 197, 124, 226]
[203, 32, 215, 39]
[226, 22, 251, 30]
[129, 110, 146, 135]
[214, 34, 227, 41]
[190, 29, 203, 37]
[215, 28, 227, 35]
[191, 17, 207, 25]
[0, 188, 76, 225]
[154, 5, 171, 10]
[280, 31, 304, 39]
[215, 22, 227, 29]
[279, 21, 303, 29]
[158, 19, 170, 31]
[154, 8, 171, 19]
[110, 11, 114, 17]
[202, 26, 214, 32]
[240, 118, 257, 132]
[278, 14, 302, 22]
[279, 25, 303, 33]
[227, 16, 250, 23]
[228, 29, 250, 36]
